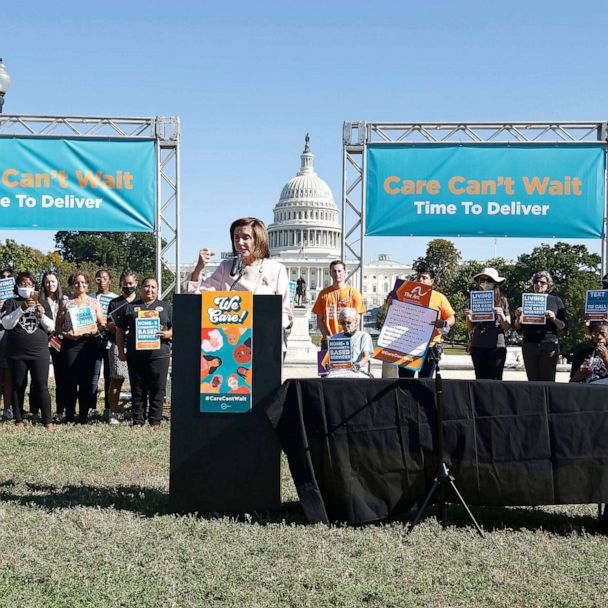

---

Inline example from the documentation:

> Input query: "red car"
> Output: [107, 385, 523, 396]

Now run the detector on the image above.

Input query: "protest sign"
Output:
[585, 290, 608, 320]
[68, 305, 97, 336]
[521, 293, 547, 325]
[374, 279, 438, 371]
[0, 277, 15, 302]
[328, 336, 353, 370]
[200, 292, 253, 414]
[470, 290, 495, 322]
[136, 311, 161, 350]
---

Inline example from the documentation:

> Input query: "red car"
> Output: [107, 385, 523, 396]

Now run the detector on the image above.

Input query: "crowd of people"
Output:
[0, 268, 172, 429]
[2, 215, 607, 429]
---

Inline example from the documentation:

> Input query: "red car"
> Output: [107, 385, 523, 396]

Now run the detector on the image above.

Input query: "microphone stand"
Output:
[407, 356, 484, 537]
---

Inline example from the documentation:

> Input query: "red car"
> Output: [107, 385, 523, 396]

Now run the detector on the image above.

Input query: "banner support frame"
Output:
[0, 113, 180, 299]
[342, 121, 608, 293]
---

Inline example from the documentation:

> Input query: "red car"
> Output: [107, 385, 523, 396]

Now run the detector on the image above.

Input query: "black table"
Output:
[265, 378, 608, 524]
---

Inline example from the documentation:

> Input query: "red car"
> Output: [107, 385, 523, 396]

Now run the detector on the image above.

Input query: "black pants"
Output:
[522, 341, 559, 382]
[398, 344, 442, 379]
[470, 347, 507, 380]
[91, 346, 111, 411]
[9, 357, 51, 425]
[62, 338, 98, 423]
[128, 357, 169, 426]
[50, 347, 68, 415]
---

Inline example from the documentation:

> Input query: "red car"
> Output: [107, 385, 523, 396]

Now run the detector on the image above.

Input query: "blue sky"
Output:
[2, 0, 607, 266]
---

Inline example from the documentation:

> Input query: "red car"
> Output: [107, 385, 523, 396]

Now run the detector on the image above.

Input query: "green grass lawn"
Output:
[1, 421, 607, 607]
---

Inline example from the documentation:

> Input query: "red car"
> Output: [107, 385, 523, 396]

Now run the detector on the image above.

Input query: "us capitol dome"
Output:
[187, 136, 411, 311]
[267, 135, 343, 300]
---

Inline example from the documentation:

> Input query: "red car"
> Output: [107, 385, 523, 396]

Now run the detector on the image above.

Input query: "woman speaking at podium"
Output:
[187, 217, 291, 334]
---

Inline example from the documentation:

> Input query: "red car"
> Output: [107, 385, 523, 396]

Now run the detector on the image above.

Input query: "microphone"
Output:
[230, 252, 243, 277]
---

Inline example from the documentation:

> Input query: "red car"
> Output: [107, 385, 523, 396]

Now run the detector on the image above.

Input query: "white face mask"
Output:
[479, 281, 495, 290]
[18, 286, 35, 299]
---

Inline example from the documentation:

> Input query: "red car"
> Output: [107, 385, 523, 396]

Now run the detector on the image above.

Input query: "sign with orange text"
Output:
[200, 291, 253, 413]
[0, 138, 156, 231]
[366, 144, 605, 238]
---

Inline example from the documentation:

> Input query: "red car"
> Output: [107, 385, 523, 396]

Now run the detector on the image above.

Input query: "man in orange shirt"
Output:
[312, 260, 365, 349]
[399, 266, 455, 379]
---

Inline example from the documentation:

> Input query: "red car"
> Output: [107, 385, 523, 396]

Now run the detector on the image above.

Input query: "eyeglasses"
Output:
[533, 279, 548, 285]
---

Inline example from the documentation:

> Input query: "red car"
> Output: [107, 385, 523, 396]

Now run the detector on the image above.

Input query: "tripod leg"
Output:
[448, 479, 484, 537]
[408, 479, 440, 532]
[439, 483, 447, 528]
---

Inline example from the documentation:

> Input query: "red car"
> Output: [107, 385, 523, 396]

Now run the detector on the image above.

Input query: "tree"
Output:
[54, 231, 174, 298]
[54, 231, 157, 275]
[413, 239, 461, 293]
[0, 239, 50, 280]
[506, 242, 601, 354]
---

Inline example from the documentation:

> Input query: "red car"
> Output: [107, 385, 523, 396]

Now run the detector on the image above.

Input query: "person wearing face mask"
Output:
[56, 272, 106, 424]
[104, 270, 138, 424]
[186, 217, 291, 342]
[41, 270, 68, 419]
[0, 272, 55, 428]
[514, 270, 567, 381]
[116, 277, 173, 429]
[464, 268, 511, 380]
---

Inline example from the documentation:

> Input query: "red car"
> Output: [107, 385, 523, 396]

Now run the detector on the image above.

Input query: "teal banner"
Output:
[0, 137, 156, 231]
[366, 144, 606, 238]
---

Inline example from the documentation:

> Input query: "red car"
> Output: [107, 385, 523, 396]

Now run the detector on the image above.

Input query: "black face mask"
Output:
[122, 285, 137, 295]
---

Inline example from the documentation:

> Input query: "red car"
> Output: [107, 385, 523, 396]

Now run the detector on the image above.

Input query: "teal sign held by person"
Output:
[366, 144, 605, 238]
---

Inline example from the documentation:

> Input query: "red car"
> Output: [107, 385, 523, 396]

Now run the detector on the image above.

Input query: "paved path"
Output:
[283, 356, 572, 383]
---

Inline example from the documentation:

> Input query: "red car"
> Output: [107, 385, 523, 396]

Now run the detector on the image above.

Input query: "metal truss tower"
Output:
[342, 121, 608, 290]
[0, 114, 180, 298]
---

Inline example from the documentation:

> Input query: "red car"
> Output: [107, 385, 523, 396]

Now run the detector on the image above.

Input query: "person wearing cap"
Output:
[399, 266, 455, 379]
[465, 268, 511, 380]
[514, 270, 567, 381]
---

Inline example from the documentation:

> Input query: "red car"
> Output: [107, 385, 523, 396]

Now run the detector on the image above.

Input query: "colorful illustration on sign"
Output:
[200, 291, 253, 413]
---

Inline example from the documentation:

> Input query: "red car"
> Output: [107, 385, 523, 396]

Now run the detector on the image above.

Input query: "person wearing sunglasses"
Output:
[465, 267, 511, 380]
[514, 270, 567, 381]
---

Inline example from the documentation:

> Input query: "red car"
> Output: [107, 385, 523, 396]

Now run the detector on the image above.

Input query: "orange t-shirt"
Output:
[312, 285, 365, 336]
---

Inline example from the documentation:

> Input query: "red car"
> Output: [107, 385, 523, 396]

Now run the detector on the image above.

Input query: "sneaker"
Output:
[103, 408, 111, 422]
[108, 414, 120, 426]
[2, 408, 13, 421]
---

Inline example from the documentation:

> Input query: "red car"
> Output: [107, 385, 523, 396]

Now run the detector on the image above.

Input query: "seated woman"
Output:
[570, 320, 608, 384]
[326, 307, 373, 378]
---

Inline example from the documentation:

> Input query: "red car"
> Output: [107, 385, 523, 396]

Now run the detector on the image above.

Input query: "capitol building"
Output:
[191, 137, 411, 311]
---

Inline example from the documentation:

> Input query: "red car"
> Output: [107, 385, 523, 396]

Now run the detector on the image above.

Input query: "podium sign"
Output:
[200, 291, 253, 413]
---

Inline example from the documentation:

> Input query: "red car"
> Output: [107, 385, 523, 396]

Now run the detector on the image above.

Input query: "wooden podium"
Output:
[169, 294, 282, 515]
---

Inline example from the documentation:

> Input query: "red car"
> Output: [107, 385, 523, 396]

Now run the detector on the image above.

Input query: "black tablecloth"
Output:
[265, 378, 608, 524]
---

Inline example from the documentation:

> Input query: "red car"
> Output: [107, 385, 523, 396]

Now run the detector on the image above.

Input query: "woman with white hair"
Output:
[326, 307, 373, 378]
[514, 270, 567, 381]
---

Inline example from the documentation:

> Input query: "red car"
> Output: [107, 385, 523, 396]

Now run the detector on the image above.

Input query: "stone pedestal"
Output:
[285, 307, 317, 364]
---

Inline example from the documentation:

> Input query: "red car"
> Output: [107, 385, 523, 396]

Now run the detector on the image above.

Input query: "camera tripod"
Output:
[407, 360, 484, 537]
